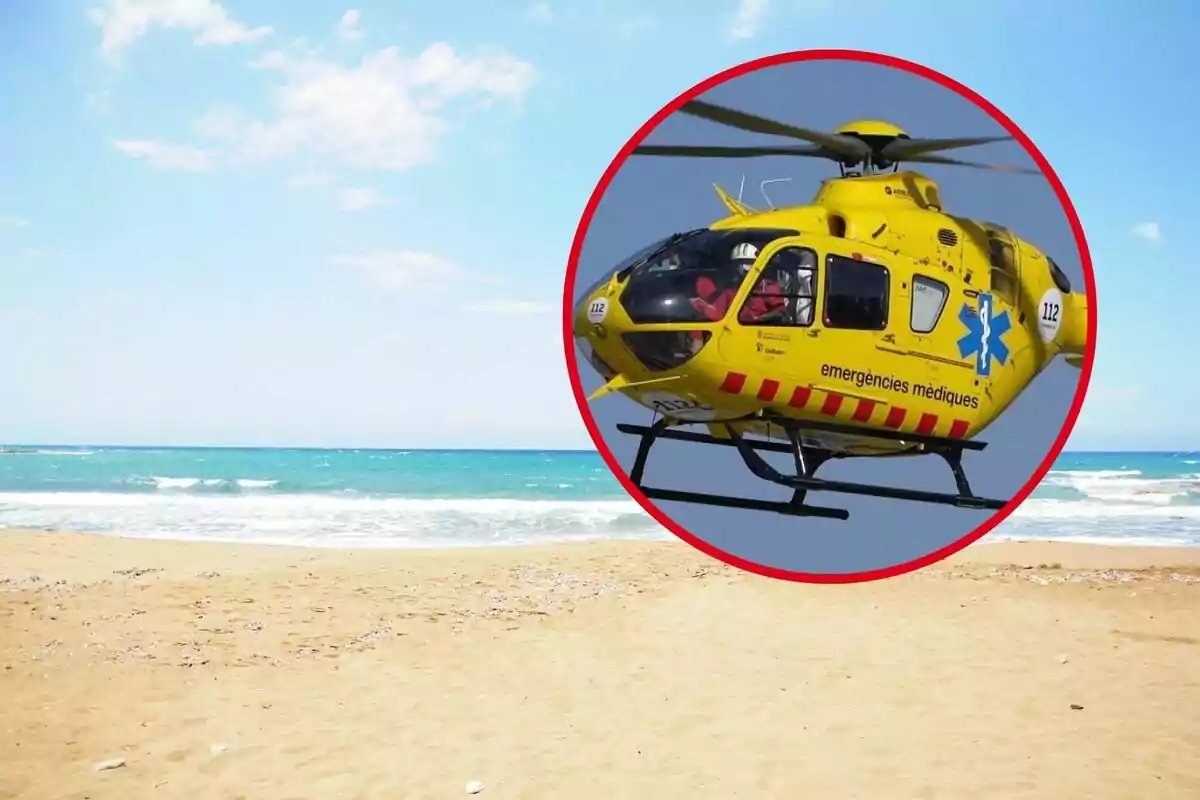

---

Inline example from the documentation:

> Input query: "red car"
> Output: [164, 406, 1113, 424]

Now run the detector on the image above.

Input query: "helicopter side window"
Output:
[910, 275, 949, 334]
[823, 254, 889, 331]
[737, 247, 817, 327]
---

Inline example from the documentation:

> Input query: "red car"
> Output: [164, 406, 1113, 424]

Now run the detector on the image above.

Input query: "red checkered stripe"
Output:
[717, 371, 971, 439]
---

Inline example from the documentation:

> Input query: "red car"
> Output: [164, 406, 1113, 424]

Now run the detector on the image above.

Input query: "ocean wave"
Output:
[143, 476, 280, 492]
[0, 492, 668, 548]
[1010, 468, 1200, 545]
[1035, 469, 1200, 506]
[1014, 498, 1200, 520]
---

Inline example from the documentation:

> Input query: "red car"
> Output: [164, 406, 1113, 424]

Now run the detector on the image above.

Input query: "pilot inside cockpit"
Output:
[691, 241, 796, 325]
[738, 247, 817, 326]
[736, 243, 790, 324]
[684, 242, 754, 351]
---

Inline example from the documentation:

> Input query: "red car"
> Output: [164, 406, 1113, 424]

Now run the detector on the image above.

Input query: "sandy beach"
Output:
[2, 529, 1199, 799]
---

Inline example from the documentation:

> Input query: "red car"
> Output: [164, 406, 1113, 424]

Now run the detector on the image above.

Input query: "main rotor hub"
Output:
[832, 119, 910, 139]
[832, 120, 911, 172]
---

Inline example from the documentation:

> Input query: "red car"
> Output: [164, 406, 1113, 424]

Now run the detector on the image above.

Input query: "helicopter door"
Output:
[716, 239, 818, 379]
[894, 269, 985, 414]
[811, 249, 895, 397]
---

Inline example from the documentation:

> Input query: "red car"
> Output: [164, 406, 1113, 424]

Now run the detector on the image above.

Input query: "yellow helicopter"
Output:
[570, 99, 1092, 521]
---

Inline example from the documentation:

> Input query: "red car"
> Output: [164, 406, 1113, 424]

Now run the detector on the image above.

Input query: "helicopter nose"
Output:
[574, 289, 617, 338]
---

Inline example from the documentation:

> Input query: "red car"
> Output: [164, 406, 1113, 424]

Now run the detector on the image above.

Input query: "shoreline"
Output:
[5, 524, 1200, 560]
[3, 528, 1199, 798]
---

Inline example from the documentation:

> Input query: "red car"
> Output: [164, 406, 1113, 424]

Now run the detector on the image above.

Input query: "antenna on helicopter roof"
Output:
[760, 177, 792, 210]
[737, 174, 746, 205]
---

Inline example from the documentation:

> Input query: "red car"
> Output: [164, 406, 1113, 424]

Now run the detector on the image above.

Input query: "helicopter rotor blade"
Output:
[677, 99, 870, 162]
[881, 135, 1014, 161]
[902, 153, 1043, 175]
[632, 144, 833, 160]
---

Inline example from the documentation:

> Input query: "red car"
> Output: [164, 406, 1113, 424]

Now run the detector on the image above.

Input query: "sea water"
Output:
[996, 451, 1200, 548]
[0, 448, 665, 548]
[0, 447, 1197, 548]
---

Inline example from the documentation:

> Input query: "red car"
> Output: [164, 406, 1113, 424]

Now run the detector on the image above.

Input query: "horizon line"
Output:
[2, 443, 1197, 456]
[1, 443, 598, 453]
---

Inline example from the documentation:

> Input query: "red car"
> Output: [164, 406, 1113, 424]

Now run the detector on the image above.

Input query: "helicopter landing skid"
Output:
[615, 416, 1009, 521]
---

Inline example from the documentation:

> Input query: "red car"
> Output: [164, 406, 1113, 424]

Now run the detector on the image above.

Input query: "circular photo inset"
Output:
[563, 50, 1096, 583]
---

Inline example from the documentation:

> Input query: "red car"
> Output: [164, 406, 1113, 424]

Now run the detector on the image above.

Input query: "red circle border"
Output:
[560, 48, 1098, 585]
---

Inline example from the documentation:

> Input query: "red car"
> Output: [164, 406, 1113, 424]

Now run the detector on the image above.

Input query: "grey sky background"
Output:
[570, 58, 1087, 575]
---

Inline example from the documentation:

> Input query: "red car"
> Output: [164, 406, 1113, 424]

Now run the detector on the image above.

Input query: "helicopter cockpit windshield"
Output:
[573, 232, 690, 311]
[574, 232, 706, 382]
[618, 227, 799, 325]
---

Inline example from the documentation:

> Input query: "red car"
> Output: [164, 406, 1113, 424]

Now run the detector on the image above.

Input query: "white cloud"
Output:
[286, 170, 335, 188]
[729, 0, 767, 40]
[525, 2, 553, 23]
[90, 0, 273, 58]
[460, 300, 554, 315]
[336, 186, 391, 212]
[191, 104, 245, 139]
[336, 9, 363, 41]
[0, 215, 31, 229]
[111, 139, 213, 171]
[1132, 221, 1161, 242]
[332, 251, 463, 290]
[194, 43, 537, 172]
[287, 172, 390, 212]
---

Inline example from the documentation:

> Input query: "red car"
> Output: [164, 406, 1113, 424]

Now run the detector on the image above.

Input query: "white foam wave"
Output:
[235, 479, 278, 489]
[1014, 499, 1200, 520]
[152, 477, 203, 490]
[1040, 469, 1200, 505]
[148, 476, 278, 491]
[0, 492, 667, 549]
[1006, 496, 1200, 547]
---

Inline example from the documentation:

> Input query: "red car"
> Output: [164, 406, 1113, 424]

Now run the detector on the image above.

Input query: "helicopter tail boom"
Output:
[1060, 290, 1089, 358]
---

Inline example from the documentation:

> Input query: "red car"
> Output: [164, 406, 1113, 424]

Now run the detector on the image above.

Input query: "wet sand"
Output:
[2, 528, 1199, 799]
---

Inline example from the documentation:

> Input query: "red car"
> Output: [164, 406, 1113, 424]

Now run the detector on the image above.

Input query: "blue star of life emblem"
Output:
[956, 292, 1011, 377]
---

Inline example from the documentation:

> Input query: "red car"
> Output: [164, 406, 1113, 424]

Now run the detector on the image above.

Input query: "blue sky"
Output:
[0, 1, 1195, 450]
